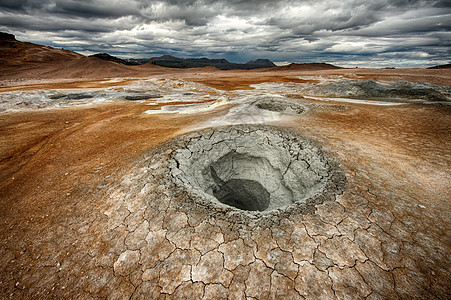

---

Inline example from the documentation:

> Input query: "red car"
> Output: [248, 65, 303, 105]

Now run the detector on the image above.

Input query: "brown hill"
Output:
[0, 33, 82, 67]
[427, 63, 451, 69]
[199, 66, 220, 71]
[0, 33, 172, 81]
[0, 56, 171, 81]
[35, 57, 138, 79]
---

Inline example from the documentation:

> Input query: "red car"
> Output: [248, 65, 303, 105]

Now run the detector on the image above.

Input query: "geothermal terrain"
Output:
[1, 35, 450, 299]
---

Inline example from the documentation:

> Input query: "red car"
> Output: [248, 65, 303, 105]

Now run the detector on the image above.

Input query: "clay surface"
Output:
[170, 125, 345, 214]
[0, 68, 450, 299]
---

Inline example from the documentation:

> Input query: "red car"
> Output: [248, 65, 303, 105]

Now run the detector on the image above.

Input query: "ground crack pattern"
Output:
[4, 125, 449, 299]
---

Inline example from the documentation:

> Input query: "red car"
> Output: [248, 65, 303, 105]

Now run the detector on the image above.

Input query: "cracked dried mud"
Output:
[0, 69, 450, 299]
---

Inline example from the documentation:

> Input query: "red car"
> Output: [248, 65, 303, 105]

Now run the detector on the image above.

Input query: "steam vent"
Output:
[170, 126, 344, 215]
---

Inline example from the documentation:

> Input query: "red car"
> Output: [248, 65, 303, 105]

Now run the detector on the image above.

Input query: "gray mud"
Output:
[124, 94, 162, 101]
[305, 80, 451, 102]
[169, 125, 346, 218]
[250, 96, 307, 114]
[49, 92, 96, 100]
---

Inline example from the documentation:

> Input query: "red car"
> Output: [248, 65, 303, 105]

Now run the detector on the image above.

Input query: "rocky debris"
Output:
[305, 79, 451, 102]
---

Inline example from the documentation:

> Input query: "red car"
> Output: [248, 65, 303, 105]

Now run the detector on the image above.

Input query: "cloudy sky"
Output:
[0, 0, 450, 67]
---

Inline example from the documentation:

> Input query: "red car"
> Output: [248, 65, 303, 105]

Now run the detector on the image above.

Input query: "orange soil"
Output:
[0, 78, 143, 92]
[187, 75, 318, 91]
[0, 71, 450, 297]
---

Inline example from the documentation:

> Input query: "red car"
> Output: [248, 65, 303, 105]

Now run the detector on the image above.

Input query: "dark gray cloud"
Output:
[49, 1, 140, 18]
[0, 0, 449, 67]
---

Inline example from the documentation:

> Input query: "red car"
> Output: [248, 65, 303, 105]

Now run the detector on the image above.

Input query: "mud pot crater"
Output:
[250, 96, 308, 114]
[169, 125, 346, 219]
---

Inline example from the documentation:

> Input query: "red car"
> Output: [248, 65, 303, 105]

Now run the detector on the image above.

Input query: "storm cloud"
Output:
[0, 0, 449, 67]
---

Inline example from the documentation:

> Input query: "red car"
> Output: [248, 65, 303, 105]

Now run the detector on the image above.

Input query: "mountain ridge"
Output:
[1, 32, 343, 72]
[271, 63, 343, 71]
[102, 54, 278, 70]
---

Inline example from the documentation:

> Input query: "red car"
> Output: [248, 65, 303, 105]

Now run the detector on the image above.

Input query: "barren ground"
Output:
[0, 68, 450, 299]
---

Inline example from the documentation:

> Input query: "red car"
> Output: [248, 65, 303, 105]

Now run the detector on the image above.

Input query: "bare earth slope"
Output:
[0, 37, 171, 82]
[0, 36, 83, 66]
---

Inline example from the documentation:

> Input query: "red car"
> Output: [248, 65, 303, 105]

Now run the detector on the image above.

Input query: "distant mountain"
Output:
[427, 64, 451, 69]
[0, 32, 341, 81]
[115, 54, 276, 70]
[0, 34, 275, 72]
[272, 63, 343, 71]
[245, 59, 276, 68]
[89, 53, 140, 65]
